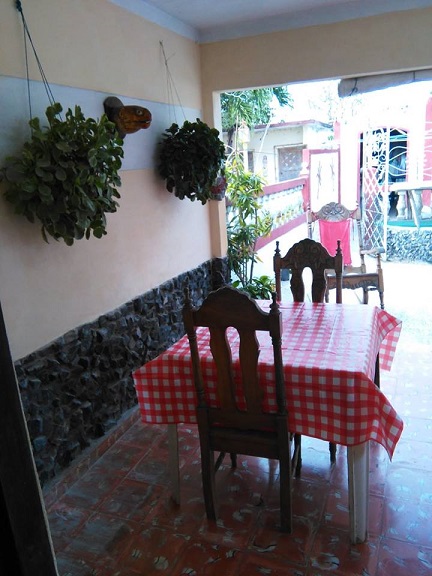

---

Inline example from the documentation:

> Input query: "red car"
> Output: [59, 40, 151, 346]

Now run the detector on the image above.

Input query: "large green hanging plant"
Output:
[1, 102, 124, 246]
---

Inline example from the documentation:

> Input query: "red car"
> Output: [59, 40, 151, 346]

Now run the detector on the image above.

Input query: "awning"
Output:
[338, 69, 432, 98]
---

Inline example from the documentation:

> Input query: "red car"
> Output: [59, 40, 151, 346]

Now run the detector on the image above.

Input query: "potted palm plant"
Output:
[1, 102, 124, 246]
[157, 119, 226, 205]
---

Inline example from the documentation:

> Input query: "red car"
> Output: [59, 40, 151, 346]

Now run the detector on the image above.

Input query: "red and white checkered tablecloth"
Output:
[133, 302, 403, 458]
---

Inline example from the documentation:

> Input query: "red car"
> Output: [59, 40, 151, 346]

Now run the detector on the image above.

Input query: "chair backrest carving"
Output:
[183, 285, 286, 422]
[307, 201, 363, 268]
[274, 237, 343, 303]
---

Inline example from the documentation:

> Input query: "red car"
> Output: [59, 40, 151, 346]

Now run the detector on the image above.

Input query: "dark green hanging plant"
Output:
[157, 119, 226, 205]
[1, 102, 124, 246]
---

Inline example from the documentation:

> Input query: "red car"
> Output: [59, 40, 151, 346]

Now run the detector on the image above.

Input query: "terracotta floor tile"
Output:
[147, 487, 206, 535]
[59, 466, 123, 510]
[376, 538, 432, 576]
[127, 453, 172, 485]
[250, 514, 315, 567]
[309, 526, 380, 576]
[179, 451, 205, 491]
[93, 440, 152, 477]
[97, 478, 165, 522]
[392, 439, 432, 472]
[291, 479, 328, 522]
[295, 437, 335, 483]
[385, 464, 432, 504]
[217, 461, 281, 505]
[197, 500, 260, 548]
[382, 497, 432, 547]
[174, 540, 243, 575]
[390, 392, 432, 419]
[47, 502, 91, 553]
[237, 551, 307, 575]
[119, 420, 165, 448]
[397, 416, 432, 443]
[55, 551, 111, 576]
[61, 512, 139, 571]
[118, 525, 189, 575]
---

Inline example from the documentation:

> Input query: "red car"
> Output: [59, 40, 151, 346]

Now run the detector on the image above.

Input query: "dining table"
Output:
[132, 300, 403, 544]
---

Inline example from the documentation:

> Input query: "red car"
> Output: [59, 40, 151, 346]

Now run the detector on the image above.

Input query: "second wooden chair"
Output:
[274, 237, 343, 304]
[273, 237, 343, 470]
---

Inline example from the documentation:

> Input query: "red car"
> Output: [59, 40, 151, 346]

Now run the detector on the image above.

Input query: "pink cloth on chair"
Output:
[319, 219, 352, 265]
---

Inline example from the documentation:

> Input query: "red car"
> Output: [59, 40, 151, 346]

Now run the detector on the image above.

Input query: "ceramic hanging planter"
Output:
[210, 172, 227, 201]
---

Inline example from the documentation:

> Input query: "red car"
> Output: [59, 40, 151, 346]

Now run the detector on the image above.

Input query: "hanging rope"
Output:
[160, 41, 186, 125]
[15, 0, 57, 124]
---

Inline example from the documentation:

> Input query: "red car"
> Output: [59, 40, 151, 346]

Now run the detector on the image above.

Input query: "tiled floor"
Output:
[44, 259, 432, 576]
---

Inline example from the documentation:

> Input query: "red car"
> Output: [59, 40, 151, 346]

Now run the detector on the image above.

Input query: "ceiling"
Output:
[112, 0, 432, 42]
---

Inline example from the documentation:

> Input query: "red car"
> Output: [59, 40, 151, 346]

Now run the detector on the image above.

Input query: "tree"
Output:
[221, 86, 293, 150]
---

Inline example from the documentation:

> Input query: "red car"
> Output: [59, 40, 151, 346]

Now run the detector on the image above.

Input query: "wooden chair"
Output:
[183, 285, 298, 533]
[273, 237, 343, 468]
[307, 202, 385, 309]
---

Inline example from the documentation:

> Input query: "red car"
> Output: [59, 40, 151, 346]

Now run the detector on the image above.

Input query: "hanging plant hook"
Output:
[15, 0, 58, 124]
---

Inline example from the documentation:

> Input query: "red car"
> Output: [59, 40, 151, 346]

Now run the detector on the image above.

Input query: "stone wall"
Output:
[15, 258, 229, 486]
[386, 226, 432, 263]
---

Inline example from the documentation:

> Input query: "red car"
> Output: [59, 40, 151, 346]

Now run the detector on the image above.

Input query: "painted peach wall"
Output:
[1, 0, 201, 108]
[0, 0, 209, 359]
[201, 8, 432, 116]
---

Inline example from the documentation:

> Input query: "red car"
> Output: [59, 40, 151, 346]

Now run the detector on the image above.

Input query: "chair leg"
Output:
[214, 451, 225, 471]
[362, 288, 369, 305]
[293, 433, 302, 477]
[230, 453, 237, 468]
[279, 455, 292, 533]
[379, 291, 384, 310]
[200, 446, 217, 521]
[329, 442, 337, 464]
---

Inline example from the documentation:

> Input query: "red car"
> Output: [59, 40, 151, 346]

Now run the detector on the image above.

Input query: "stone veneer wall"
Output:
[386, 226, 432, 263]
[14, 258, 229, 486]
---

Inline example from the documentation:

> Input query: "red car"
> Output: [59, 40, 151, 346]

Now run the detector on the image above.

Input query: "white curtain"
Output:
[338, 69, 432, 97]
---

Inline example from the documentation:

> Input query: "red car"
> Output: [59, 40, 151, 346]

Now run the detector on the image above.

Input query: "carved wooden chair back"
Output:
[183, 285, 295, 532]
[307, 202, 385, 309]
[273, 237, 343, 304]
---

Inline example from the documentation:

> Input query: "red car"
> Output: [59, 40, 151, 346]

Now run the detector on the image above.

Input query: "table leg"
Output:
[396, 191, 407, 219]
[167, 424, 180, 504]
[409, 190, 422, 229]
[347, 442, 369, 544]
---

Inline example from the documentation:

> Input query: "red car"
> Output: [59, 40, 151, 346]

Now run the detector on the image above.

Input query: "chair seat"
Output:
[326, 268, 378, 279]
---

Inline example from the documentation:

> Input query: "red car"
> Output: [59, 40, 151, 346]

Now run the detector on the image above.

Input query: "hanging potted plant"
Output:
[1, 102, 124, 246]
[157, 118, 226, 205]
